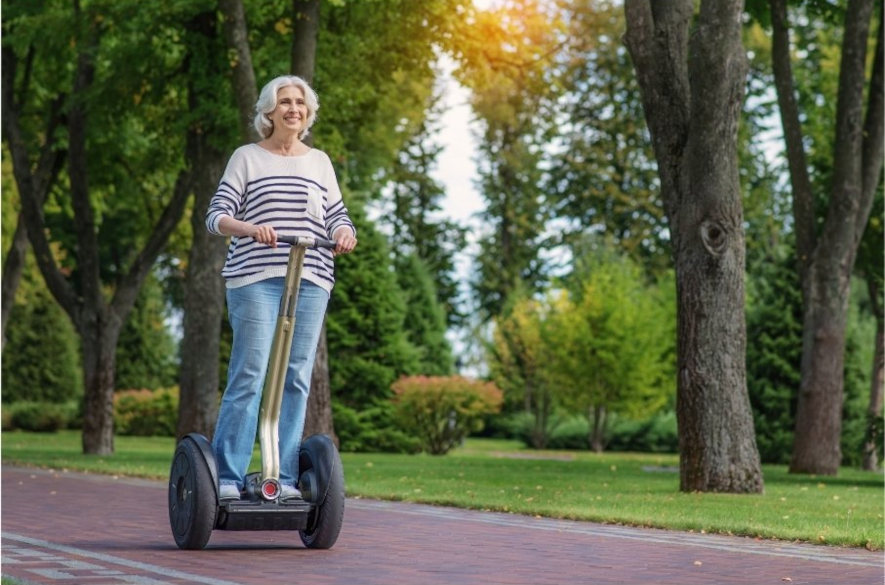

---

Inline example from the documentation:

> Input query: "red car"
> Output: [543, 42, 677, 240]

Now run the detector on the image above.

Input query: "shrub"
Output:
[114, 387, 179, 437]
[607, 410, 678, 453]
[333, 402, 422, 454]
[2, 286, 83, 404]
[391, 376, 503, 455]
[5, 401, 69, 432]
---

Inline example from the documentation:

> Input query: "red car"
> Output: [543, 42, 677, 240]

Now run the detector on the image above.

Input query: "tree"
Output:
[382, 91, 468, 327]
[394, 254, 454, 375]
[624, 0, 764, 492]
[326, 203, 419, 418]
[745, 241, 803, 464]
[768, 0, 883, 474]
[548, 1, 669, 276]
[116, 274, 178, 391]
[551, 244, 674, 452]
[455, 0, 562, 319]
[3, 0, 194, 454]
[176, 6, 239, 439]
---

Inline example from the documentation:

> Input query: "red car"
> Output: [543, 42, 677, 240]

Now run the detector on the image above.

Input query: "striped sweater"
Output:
[206, 144, 355, 292]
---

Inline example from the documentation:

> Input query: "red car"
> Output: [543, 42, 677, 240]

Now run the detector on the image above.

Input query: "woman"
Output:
[206, 75, 357, 500]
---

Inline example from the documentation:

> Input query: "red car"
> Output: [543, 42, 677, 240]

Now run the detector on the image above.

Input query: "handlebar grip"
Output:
[277, 235, 338, 249]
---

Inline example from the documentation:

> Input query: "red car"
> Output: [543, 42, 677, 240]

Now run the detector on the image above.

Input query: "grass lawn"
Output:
[2, 430, 882, 549]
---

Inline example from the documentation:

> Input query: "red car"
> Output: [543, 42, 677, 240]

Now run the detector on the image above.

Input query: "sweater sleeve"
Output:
[322, 153, 356, 239]
[206, 147, 248, 235]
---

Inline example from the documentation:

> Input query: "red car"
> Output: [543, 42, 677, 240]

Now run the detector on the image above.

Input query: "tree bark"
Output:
[625, 0, 763, 492]
[291, 0, 320, 85]
[218, 0, 260, 143]
[589, 405, 606, 453]
[863, 277, 884, 471]
[776, 0, 883, 475]
[289, 0, 336, 442]
[176, 11, 230, 440]
[304, 320, 338, 443]
[1, 220, 30, 348]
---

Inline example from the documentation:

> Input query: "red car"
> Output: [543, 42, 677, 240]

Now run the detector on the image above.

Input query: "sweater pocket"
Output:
[306, 186, 324, 222]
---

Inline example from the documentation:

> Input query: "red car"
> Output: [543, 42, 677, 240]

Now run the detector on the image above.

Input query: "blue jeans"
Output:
[213, 278, 329, 490]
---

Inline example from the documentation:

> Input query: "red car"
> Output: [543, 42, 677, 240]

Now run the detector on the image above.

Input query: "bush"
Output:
[391, 376, 503, 455]
[547, 416, 591, 450]
[607, 410, 678, 453]
[114, 387, 179, 437]
[2, 286, 83, 404]
[333, 402, 421, 454]
[4, 401, 69, 432]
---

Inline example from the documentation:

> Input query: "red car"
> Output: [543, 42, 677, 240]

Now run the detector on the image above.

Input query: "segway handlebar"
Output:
[277, 235, 337, 249]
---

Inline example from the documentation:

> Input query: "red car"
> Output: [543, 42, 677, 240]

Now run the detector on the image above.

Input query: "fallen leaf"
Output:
[693, 561, 703, 566]
[781, 578, 792, 582]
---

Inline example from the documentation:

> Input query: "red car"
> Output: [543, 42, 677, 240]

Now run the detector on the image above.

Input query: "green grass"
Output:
[3, 430, 882, 549]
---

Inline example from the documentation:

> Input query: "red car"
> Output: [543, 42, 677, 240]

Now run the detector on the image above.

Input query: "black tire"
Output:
[168, 437, 217, 550]
[299, 446, 345, 549]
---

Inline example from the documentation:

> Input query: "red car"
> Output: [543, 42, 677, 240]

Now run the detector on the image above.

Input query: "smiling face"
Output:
[268, 85, 308, 138]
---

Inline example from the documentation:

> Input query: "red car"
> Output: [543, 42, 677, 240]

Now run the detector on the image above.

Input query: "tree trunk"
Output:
[289, 0, 336, 442]
[778, 0, 883, 475]
[80, 310, 121, 455]
[291, 0, 320, 85]
[2, 220, 30, 349]
[625, 0, 763, 493]
[589, 405, 606, 453]
[218, 0, 260, 143]
[303, 321, 338, 444]
[176, 13, 230, 438]
[862, 277, 884, 471]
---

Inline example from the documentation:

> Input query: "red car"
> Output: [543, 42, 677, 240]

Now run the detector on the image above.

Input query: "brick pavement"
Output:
[1, 466, 882, 585]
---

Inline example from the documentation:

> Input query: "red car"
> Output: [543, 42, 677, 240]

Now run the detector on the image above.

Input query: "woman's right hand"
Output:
[251, 224, 277, 247]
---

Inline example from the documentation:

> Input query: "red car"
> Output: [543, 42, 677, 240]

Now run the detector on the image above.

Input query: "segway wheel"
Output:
[169, 437, 217, 550]
[299, 444, 345, 549]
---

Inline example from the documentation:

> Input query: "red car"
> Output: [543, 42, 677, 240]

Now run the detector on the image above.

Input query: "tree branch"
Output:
[68, 1, 103, 315]
[860, 7, 884, 231]
[1, 47, 79, 322]
[769, 0, 816, 271]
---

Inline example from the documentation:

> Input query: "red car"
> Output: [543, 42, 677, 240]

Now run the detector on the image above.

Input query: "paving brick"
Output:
[2, 466, 881, 585]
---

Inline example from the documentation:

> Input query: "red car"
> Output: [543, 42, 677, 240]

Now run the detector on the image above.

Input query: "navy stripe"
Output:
[247, 175, 328, 192]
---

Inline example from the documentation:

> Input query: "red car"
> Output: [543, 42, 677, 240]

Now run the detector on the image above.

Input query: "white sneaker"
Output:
[218, 483, 240, 500]
[280, 484, 302, 500]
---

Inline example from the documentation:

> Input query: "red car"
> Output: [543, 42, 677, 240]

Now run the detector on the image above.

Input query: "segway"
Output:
[169, 235, 345, 550]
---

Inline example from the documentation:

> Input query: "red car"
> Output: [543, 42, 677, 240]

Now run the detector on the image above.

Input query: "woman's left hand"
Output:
[333, 227, 357, 256]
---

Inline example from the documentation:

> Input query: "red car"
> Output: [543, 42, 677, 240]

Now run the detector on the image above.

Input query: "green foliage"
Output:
[747, 245, 877, 466]
[487, 288, 558, 448]
[841, 284, 877, 467]
[394, 254, 453, 376]
[606, 411, 679, 454]
[113, 387, 179, 437]
[3, 402, 70, 433]
[382, 93, 468, 327]
[2, 282, 83, 404]
[327, 202, 419, 410]
[115, 273, 179, 390]
[745, 245, 803, 464]
[548, 1, 669, 275]
[333, 402, 421, 454]
[456, 0, 563, 318]
[552, 245, 675, 427]
[391, 375, 503, 455]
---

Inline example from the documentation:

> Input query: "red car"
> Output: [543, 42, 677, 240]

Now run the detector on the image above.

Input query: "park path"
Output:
[1, 465, 881, 585]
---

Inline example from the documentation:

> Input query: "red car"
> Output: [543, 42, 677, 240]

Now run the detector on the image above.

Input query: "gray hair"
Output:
[253, 75, 319, 140]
